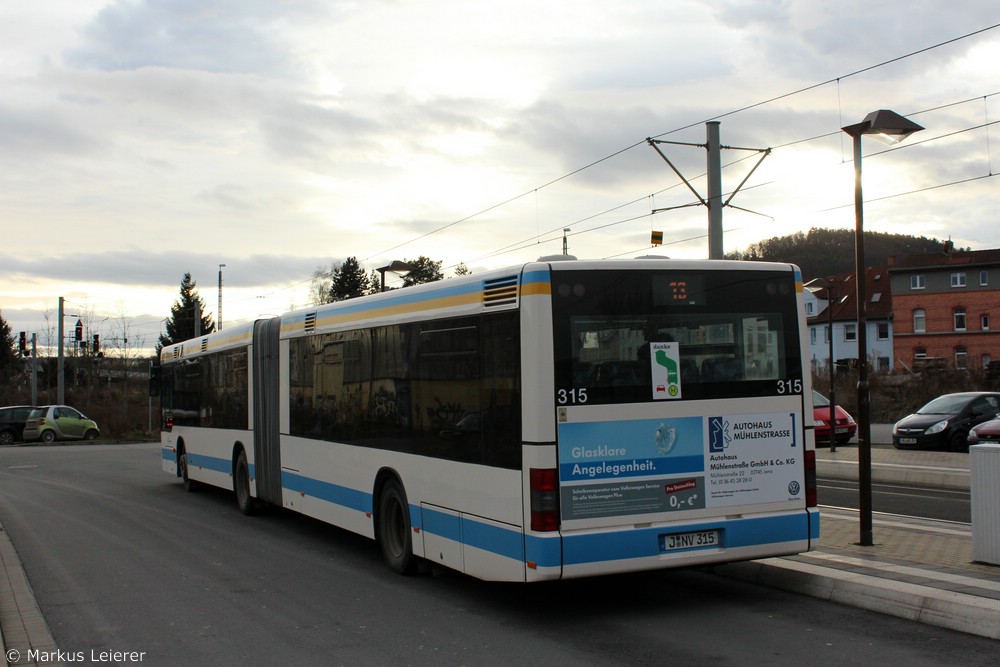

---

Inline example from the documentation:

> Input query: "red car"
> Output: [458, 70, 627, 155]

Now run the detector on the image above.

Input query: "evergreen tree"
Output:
[329, 257, 373, 301]
[401, 256, 444, 287]
[157, 273, 216, 353]
[367, 269, 383, 294]
[0, 310, 17, 382]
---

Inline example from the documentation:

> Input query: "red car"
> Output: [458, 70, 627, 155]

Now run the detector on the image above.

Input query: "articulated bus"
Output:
[159, 257, 818, 582]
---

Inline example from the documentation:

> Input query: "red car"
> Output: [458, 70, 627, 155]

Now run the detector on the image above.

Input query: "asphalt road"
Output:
[2, 442, 998, 666]
[817, 478, 971, 522]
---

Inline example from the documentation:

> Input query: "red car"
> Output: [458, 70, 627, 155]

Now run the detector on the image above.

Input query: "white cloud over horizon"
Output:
[2, 0, 998, 343]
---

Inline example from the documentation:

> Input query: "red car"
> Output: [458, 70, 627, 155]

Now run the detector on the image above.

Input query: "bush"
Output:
[813, 366, 991, 424]
[0, 380, 156, 442]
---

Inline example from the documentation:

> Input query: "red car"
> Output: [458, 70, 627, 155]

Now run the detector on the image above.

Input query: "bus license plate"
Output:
[660, 530, 720, 552]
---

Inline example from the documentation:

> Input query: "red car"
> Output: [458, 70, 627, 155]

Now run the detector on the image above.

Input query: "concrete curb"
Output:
[0, 522, 59, 667]
[715, 558, 1000, 640]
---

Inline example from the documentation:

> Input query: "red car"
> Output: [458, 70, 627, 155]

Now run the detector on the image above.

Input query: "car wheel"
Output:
[0, 431, 13, 447]
[84, 429, 98, 441]
[947, 431, 968, 453]
[41, 430, 56, 443]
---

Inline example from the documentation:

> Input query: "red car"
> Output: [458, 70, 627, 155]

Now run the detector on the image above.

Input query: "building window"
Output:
[951, 272, 967, 287]
[824, 326, 829, 344]
[810, 328, 817, 345]
[910, 274, 925, 290]
[877, 322, 889, 340]
[844, 323, 856, 342]
[914, 347, 927, 359]
[955, 346, 968, 370]
[913, 309, 926, 333]
[807, 301, 814, 315]
[954, 307, 966, 331]
[980, 271, 989, 286]
[982, 314, 990, 331]
[984, 354, 992, 368]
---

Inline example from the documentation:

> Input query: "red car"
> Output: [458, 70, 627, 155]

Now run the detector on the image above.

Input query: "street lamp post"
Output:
[842, 109, 923, 546]
[218, 264, 226, 331]
[377, 260, 414, 292]
[826, 278, 838, 452]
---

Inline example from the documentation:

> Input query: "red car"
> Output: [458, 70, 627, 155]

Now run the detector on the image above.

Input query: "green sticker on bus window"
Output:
[649, 342, 681, 400]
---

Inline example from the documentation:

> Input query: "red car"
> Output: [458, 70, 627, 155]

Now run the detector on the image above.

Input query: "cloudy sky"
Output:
[2, 1, 998, 351]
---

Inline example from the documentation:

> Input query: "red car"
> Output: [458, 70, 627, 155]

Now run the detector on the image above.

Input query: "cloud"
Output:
[0, 248, 335, 289]
[64, 0, 295, 74]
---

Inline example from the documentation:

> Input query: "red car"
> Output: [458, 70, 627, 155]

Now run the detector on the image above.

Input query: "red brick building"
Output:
[889, 247, 1000, 371]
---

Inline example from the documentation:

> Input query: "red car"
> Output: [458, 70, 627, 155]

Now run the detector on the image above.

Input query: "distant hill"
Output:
[724, 228, 952, 282]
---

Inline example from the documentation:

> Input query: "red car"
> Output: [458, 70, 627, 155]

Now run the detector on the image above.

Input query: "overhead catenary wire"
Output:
[361, 23, 1000, 270]
[19, 25, 999, 339]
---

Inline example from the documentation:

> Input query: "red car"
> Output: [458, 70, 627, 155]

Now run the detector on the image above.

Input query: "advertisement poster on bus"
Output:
[558, 411, 802, 521]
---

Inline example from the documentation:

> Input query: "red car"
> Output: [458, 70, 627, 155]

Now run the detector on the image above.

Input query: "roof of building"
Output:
[888, 247, 1000, 270]
[805, 267, 892, 324]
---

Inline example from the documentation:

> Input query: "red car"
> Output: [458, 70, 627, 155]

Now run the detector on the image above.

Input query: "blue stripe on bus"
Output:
[561, 512, 812, 564]
[161, 448, 176, 462]
[525, 534, 562, 568]
[164, 457, 814, 569]
[187, 453, 232, 475]
[458, 514, 524, 561]
[281, 471, 373, 513]
[521, 269, 550, 285]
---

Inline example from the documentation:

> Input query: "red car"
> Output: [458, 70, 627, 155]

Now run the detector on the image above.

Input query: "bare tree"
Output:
[308, 265, 334, 305]
[111, 303, 148, 419]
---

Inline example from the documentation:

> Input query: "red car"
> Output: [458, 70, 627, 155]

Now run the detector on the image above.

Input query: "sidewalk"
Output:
[717, 437, 1000, 640]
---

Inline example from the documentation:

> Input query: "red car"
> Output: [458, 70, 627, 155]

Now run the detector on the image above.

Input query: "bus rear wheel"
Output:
[378, 479, 417, 575]
[179, 448, 199, 492]
[235, 449, 256, 516]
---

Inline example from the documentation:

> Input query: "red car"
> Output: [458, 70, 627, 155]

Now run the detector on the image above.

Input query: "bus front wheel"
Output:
[378, 479, 417, 575]
[235, 449, 256, 516]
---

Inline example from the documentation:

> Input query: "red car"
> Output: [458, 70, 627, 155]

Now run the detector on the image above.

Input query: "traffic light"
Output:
[93, 334, 101, 355]
[74, 319, 83, 342]
[19, 331, 26, 357]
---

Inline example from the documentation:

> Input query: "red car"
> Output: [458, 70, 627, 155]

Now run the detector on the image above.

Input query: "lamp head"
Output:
[842, 109, 924, 145]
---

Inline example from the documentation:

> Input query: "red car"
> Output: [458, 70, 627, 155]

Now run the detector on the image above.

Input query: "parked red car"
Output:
[968, 418, 1000, 446]
[812, 390, 857, 446]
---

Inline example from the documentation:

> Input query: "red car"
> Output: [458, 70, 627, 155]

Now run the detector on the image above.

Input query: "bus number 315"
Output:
[557, 388, 589, 405]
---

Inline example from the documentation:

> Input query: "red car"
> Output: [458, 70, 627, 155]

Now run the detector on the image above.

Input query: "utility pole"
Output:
[218, 263, 226, 331]
[30, 334, 38, 406]
[706, 122, 724, 259]
[647, 123, 770, 260]
[58, 296, 65, 404]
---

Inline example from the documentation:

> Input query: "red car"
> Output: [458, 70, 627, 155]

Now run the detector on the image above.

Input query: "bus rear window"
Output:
[552, 269, 803, 405]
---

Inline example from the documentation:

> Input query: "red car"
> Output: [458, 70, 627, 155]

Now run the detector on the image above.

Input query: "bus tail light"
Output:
[804, 450, 817, 507]
[162, 416, 174, 432]
[530, 468, 560, 532]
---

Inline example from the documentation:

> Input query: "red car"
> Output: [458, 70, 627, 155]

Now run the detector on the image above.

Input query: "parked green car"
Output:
[22, 405, 100, 443]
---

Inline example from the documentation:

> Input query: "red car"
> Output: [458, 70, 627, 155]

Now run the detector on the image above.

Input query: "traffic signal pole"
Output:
[58, 296, 65, 404]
